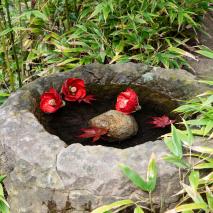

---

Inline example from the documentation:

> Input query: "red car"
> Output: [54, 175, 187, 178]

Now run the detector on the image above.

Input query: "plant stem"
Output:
[0, 0, 6, 25]
[149, 192, 155, 213]
[0, 0, 14, 91]
[18, 0, 25, 78]
[0, 22, 14, 92]
[5, 0, 22, 87]
[74, 0, 77, 17]
[24, 0, 29, 10]
[65, 0, 71, 29]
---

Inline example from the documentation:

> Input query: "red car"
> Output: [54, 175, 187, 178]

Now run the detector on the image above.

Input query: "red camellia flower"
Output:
[115, 88, 141, 114]
[40, 88, 64, 113]
[79, 127, 108, 142]
[148, 115, 175, 128]
[62, 78, 87, 102]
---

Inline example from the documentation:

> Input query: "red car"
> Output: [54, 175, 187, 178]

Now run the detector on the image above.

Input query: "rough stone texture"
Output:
[198, 12, 213, 50]
[188, 12, 213, 80]
[188, 58, 213, 80]
[89, 110, 138, 141]
[0, 63, 210, 213]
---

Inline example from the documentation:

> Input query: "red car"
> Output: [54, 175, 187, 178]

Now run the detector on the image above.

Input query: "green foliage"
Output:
[163, 124, 191, 169]
[196, 46, 213, 59]
[91, 199, 134, 213]
[134, 206, 144, 213]
[175, 80, 213, 139]
[0, 93, 9, 105]
[165, 80, 213, 213]
[0, 0, 211, 92]
[0, 175, 10, 213]
[119, 154, 157, 193]
[168, 170, 213, 213]
[92, 155, 157, 213]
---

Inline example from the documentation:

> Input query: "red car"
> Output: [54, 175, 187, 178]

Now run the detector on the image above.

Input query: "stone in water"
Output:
[89, 110, 138, 141]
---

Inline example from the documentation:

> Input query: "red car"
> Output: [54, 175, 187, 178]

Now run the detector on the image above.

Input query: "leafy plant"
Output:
[92, 154, 158, 213]
[166, 170, 213, 213]
[195, 46, 213, 59]
[163, 117, 197, 169]
[175, 80, 213, 139]
[0, 0, 211, 92]
[0, 93, 9, 105]
[119, 154, 157, 193]
[165, 80, 213, 213]
[0, 175, 10, 213]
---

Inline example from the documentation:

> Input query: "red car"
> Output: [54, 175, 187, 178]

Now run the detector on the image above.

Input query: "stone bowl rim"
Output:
[0, 62, 205, 152]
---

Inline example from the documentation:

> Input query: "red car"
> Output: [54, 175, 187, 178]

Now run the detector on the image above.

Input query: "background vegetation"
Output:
[0, 0, 211, 94]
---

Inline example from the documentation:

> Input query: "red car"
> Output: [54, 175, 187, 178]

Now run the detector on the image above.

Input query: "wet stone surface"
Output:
[0, 63, 210, 213]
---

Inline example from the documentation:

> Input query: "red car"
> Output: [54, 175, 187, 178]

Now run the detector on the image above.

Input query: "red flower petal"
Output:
[115, 88, 140, 114]
[148, 115, 175, 128]
[79, 127, 108, 142]
[40, 88, 64, 113]
[61, 78, 86, 102]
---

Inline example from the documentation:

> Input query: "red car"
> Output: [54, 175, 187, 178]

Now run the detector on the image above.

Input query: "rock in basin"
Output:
[0, 63, 209, 212]
[89, 110, 138, 141]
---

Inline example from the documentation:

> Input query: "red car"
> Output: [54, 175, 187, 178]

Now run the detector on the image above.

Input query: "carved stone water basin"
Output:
[0, 63, 207, 212]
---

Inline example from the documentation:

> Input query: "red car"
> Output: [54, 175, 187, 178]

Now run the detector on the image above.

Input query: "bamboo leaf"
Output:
[91, 200, 134, 213]
[169, 47, 197, 60]
[194, 162, 213, 169]
[182, 119, 194, 146]
[196, 49, 213, 59]
[181, 183, 207, 206]
[198, 80, 213, 86]
[134, 206, 144, 213]
[206, 186, 213, 210]
[191, 146, 213, 154]
[175, 203, 208, 212]
[0, 195, 10, 208]
[164, 154, 189, 169]
[0, 28, 13, 37]
[165, 125, 183, 158]
[119, 164, 150, 192]
[199, 172, 213, 185]
[146, 153, 157, 192]
[189, 171, 199, 190]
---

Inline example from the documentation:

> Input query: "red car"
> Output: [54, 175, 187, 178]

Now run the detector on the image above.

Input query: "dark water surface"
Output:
[39, 94, 171, 149]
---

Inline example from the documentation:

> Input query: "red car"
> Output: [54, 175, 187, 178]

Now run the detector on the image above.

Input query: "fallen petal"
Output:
[148, 115, 175, 128]
[79, 127, 108, 142]
[79, 95, 96, 104]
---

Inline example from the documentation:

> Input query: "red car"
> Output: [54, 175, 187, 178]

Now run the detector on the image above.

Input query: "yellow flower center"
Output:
[48, 99, 56, 106]
[69, 86, 77, 93]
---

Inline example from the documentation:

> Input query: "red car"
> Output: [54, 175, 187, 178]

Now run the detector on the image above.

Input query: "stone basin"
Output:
[0, 63, 208, 213]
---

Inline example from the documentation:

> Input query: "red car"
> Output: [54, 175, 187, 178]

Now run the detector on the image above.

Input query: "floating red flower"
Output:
[115, 88, 141, 114]
[40, 88, 64, 113]
[79, 127, 108, 142]
[62, 78, 87, 102]
[148, 115, 175, 128]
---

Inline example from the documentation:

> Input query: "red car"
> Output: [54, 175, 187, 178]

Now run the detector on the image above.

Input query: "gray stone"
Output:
[198, 12, 213, 50]
[0, 63, 210, 213]
[89, 110, 138, 141]
[188, 12, 213, 80]
[188, 58, 213, 80]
